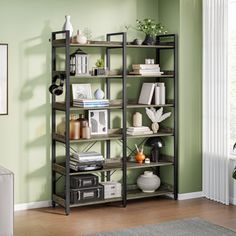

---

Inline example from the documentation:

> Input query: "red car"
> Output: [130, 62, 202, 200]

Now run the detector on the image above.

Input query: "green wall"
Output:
[159, 0, 202, 193]
[0, 0, 202, 204]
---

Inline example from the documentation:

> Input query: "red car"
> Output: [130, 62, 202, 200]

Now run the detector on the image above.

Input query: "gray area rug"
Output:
[87, 218, 236, 236]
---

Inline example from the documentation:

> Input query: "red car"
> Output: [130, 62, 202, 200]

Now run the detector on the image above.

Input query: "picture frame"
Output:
[72, 83, 92, 100]
[88, 109, 108, 135]
[0, 44, 8, 115]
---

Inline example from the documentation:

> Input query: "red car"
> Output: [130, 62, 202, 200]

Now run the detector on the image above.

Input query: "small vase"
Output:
[151, 122, 159, 133]
[94, 89, 105, 100]
[77, 30, 87, 44]
[137, 171, 161, 193]
[62, 15, 73, 37]
[142, 34, 156, 45]
[135, 152, 145, 164]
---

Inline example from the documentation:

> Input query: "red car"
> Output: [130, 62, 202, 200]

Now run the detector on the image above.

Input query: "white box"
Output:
[100, 181, 121, 199]
[0, 166, 14, 236]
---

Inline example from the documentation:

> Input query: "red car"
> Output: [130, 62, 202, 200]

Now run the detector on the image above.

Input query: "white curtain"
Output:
[203, 0, 229, 204]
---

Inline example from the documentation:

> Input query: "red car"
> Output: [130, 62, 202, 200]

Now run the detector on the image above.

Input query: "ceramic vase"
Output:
[151, 122, 159, 133]
[135, 152, 145, 164]
[137, 171, 161, 193]
[62, 15, 73, 37]
[77, 30, 87, 44]
[94, 89, 105, 99]
[142, 34, 156, 45]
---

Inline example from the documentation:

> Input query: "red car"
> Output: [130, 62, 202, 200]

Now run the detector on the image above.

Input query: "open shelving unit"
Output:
[50, 30, 178, 215]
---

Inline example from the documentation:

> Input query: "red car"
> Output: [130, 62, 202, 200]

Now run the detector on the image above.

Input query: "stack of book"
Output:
[127, 126, 153, 136]
[70, 152, 104, 171]
[73, 99, 109, 107]
[129, 64, 164, 76]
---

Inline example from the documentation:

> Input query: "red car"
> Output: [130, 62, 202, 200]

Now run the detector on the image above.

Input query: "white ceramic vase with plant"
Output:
[145, 107, 171, 133]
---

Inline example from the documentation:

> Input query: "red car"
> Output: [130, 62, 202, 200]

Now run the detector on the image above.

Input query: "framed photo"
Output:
[88, 109, 108, 135]
[72, 83, 92, 100]
[0, 44, 8, 115]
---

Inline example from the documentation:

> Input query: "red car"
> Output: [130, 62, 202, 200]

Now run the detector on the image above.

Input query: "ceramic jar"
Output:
[77, 30, 87, 44]
[137, 171, 161, 193]
[69, 115, 80, 140]
[94, 89, 105, 100]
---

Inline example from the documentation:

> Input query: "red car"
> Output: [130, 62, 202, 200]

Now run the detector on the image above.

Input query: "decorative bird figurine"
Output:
[145, 107, 171, 133]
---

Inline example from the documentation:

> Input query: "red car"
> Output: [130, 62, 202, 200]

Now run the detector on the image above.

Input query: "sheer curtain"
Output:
[202, 0, 229, 204]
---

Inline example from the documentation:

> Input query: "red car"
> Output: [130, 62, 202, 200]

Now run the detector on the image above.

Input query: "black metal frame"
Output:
[156, 34, 178, 199]
[51, 31, 178, 215]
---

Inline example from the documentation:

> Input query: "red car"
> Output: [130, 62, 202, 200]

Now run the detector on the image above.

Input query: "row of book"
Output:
[129, 64, 163, 76]
[138, 82, 165, 105]
[73, 99, 109, 107]
[70, 152, 104, 171]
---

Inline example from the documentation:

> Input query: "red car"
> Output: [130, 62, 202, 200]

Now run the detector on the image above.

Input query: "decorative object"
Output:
[76, 30, 87, 44]
[145, 137, 164, 162]
[135, 18, 167, 45]
[94, 88, 105, 100]
[93, 58, 106, 76]
[88, 109, 108, 135]
[81, 121, 91, 139]
[145, 107, 171, 133]
[62, 15, 73, 37]
[72, 84, 92, 100]
[144, 157, 150, 164]
[77, 114, 87, 137]
[0, 44, 8, 115]
[100, 181, 122, 199]
[69, 114, 80, 140]
[132, 112, 142, 127]
[137, 171, 161, 193]
[138, 83, 156, 105]
[70, 49, 89, 76]
[134, 144, 145, 164]
[131, 38, 142, 45]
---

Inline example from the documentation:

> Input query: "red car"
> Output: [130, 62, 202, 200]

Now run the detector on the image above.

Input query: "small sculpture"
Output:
[145, 107, 171, 133]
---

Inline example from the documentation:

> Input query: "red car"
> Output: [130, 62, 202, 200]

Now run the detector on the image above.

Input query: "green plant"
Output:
[136, 18, 167, 37]
[95, 58, 105, 68]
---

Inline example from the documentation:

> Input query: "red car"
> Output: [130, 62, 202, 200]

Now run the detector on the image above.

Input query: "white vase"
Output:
[94, 89, 105, 99]
[62, 15, 73, 37]
[151, 122, 159, 133]
[137, 171, 161, 193]
[77, 30, 87, 44]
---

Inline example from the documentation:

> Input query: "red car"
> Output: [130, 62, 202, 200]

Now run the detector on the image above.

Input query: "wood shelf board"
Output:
[52, 39, 174, 49]
[53, 132, 122, 143]
[127, 161, 173, 169]
[127, 131, 174, 139]
[52, 102, 174, 111]
[70, 197, 122, 207]
[127, 187, 173, 200]
[127, 74, 174, 78]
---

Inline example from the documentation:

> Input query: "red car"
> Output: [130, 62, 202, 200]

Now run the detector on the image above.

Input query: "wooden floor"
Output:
[14, 197, 236, 236]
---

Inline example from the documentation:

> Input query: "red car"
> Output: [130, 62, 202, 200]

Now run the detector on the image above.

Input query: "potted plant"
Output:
[94, 58, 106, 76]
[135, 18, 167, 45]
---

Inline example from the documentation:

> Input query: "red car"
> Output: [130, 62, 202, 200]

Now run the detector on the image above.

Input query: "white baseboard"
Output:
[14, 200, 51, 211]
[229, 197, 236, 205]
[178, 191, 204, 200]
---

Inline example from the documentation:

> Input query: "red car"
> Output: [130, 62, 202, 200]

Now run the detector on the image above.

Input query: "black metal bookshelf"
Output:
[50, 31, 178, 215]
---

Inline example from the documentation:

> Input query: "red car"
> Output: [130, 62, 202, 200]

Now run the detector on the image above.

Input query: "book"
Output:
[154, 86, 160, 105]
[132, 64, 160, 70]
[156, 83, 165, 104]
[129, 71, 164, 76]
[133, 68, 160, 73]
[138, 83, 155, 105]
[127, 130, 153, 135]
[127, 126, 150, 131]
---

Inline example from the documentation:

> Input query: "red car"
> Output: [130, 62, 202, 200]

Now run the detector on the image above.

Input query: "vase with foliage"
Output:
[136, 18, 167, 45]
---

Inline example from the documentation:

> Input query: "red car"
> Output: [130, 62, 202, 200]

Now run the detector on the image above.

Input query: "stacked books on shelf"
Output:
[129, 64, 164, 76]
[70, 151, 104, 171]
[73, 99, 109, 107]
[138, 82, 165, 105]
[127, 126, 153, 136]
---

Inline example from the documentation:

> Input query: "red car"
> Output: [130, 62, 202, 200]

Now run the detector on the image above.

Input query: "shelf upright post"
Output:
[106, 35, 111, 181]
[122, 32, 127, 207]
[51, 32, 57, 208]
[64, 30, 71, 215]
[173, 34, 178, 200]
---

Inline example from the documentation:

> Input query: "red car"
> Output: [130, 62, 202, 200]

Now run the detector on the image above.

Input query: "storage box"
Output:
[100, 181, 122, 199]
[70, 174, 98, 189]
[70, 185, 104, 204]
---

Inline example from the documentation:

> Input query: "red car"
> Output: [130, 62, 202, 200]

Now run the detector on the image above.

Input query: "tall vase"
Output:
[142, 34, 156, 45]
[62, 15, 73, 37]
